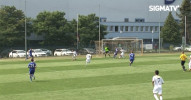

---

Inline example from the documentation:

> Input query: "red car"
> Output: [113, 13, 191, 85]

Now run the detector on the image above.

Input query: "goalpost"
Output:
[95, 37, 143, 55]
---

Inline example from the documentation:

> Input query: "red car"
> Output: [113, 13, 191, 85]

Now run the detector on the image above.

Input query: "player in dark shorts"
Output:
[28, 58, 36, 82]
[104, 46, 110, 58]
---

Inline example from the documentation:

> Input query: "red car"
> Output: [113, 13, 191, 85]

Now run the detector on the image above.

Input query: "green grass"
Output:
[0, 53, 191, 100]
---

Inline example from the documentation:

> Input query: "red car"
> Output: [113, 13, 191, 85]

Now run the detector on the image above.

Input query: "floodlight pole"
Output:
[185, 16, 186, 46]
[25, 0, 27, 60]
[159, 11, 161, 53]
[99, 4, 101, 54]
[152, 30, 154, 49]
[77, 14, 79, 50]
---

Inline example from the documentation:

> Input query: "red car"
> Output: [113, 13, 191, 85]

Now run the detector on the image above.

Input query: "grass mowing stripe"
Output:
[0, 54, 179, 67]
[0, 63, 182, 83]
[0, 57, 180, 74]
[0, 82, 153, 100]
[0, 69, 190, 95]
[0, 79, 191, 100]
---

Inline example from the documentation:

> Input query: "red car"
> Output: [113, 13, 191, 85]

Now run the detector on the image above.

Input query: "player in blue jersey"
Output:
[28, 48, 33, 59]
[113, 47, 119, 58]
[129, 50, 135, 66]
[28, 58, 36, 82]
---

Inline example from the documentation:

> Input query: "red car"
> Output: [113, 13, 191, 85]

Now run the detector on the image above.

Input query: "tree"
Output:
[177, 0, 191, 44]
[33, 11, 74, 46]
[0, 6, 30, 48]
[76, 14, 107, 47]
[161, 12, 181, 44]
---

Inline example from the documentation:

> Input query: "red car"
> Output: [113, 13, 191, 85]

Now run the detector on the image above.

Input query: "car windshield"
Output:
[62, 49, 71, 52]
[34, 49, 43, 52]
[17, 51, 25, 53]
[56, 50, 62, 52]
[42, 49, 47, 51]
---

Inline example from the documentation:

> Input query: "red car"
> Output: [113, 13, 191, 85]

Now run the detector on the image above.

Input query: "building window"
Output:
[140, 19, 145, 22]
[115, 26, 118, 32]
[150, 26, 153, 32]
[136, 26, 139, 32]
[140, 26, 144, 32]
[135, 18, 145, 23]
[124, 18, 129, 22]
[130, 26, 134, 31]
[125, 26, 128, 31]
[145, 26, 149, 32]
[120, 26, 124, 31]
[155, 26, 158, 32]
[135, 19, 139, 22]
[110, 26, 113, 31]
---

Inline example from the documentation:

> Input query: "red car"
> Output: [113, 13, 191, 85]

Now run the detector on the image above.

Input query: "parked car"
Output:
[173, 46, 182, 51]
[185, 46, 191, 51]
[0, 49, 12, 58]
[41, 49, 52, 56]
[28, 49, 47, 57]
[9, 50, 26, 58]
[54, 49, 74, 56]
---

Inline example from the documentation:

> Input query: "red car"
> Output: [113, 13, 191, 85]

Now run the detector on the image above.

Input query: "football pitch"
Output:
[0, 53, 191, 100]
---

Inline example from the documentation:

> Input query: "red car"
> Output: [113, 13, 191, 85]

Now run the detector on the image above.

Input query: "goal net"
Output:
[95, 37, 143, 55]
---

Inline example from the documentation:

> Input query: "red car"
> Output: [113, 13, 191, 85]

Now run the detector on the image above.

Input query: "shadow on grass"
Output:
[166, 96, 191, 100]
[33, 80, 49, 83]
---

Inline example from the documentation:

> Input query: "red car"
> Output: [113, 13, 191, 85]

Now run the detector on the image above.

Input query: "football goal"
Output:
[95, 37, 143, 55]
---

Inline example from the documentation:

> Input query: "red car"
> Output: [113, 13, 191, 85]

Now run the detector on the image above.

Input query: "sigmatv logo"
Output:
[149, 0, 179, 11]
[165, 0, 175, 5]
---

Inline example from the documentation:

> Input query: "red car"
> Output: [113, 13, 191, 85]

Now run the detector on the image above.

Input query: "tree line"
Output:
[0, 0, 191, 51]
[0, 6, 107, 51]
[161, 0, 191, 45]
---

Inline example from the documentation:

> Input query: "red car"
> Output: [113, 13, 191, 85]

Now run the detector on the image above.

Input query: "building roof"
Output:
[105, 32, 159, 39]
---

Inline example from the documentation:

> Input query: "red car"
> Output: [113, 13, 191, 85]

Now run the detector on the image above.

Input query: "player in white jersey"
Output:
[152, 70, 164, 100]
[86, 54, 92, 65]
[119, 48, 125, 58]
[72, 50, 77, 61]
[189, 55, 191, 71]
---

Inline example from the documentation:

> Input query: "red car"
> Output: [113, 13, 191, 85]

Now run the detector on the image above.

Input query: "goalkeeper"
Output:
[104, 46, 110, 58]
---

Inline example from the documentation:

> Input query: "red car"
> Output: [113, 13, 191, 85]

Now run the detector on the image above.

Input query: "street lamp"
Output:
[152, 30, 154, 49]
[25, 0, 27, 60]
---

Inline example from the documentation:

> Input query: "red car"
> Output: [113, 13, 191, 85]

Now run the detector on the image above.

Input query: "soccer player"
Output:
[86, 54, 92, 65]
[189, 55, 191, 71]
[28, 48, 33, 59]
[72, 50, 77, 61]
[119, 48, 125, 58]
[104, 46, 110, 58]
[152, 70, 164, 100]
[129, 50, 135, 66]
[113, 47, 119, 58]
[28, 58, 36, 82]
[180, 51, 187, 71]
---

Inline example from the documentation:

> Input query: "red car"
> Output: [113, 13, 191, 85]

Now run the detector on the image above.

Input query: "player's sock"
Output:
[33, 75, 35, 80]
[159, 96, 162, 100]
[182, 65, 186, 71]
[154, 94, 159, 100]
[30, 76, 32, 82]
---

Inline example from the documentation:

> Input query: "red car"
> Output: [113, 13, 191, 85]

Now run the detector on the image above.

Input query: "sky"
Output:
[0, 0, 183, 22]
